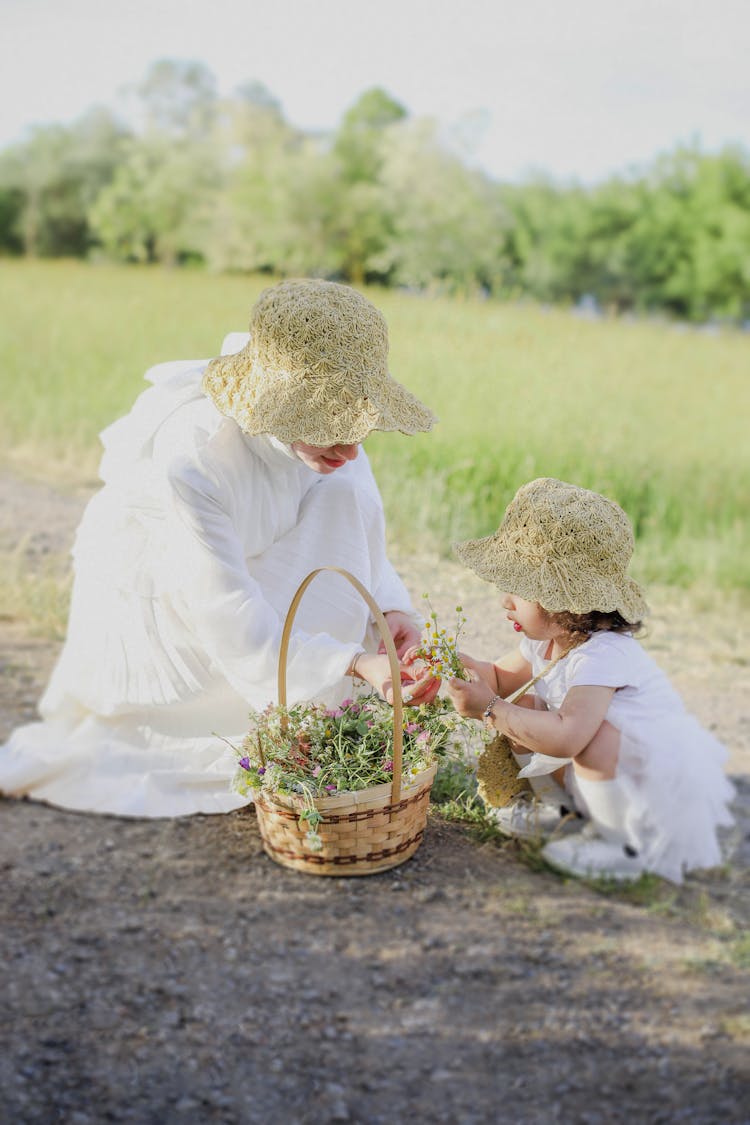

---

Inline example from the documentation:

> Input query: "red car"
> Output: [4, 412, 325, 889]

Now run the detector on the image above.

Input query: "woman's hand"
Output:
[349, 652, 440, 706]
[445, 674, 495, 720]
[382, 611, 421, 658]
[349, 652, 400, 704]
[401, 666, 441, 705]
[398, 644, 441, 705]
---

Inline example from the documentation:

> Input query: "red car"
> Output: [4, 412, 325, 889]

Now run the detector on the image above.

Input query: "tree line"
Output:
[2, 59, 749, 323]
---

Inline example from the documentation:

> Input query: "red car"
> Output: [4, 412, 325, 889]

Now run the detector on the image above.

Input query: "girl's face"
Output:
[501, 593, 566, 642]
[290, 441, 360, 474]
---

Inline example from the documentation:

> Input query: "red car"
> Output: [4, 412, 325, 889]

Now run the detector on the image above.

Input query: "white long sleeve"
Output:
[163, 444, 362, 707]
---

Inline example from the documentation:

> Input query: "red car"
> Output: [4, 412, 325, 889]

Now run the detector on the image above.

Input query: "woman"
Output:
[1, 279, 437, 817]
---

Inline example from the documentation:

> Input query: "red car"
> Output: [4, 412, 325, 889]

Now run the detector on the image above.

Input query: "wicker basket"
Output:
[253, 567, 437, 876]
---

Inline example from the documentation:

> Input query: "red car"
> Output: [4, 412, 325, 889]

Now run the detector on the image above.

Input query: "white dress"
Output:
[517, 632, 735, 881]
[0, 335, 417, 818]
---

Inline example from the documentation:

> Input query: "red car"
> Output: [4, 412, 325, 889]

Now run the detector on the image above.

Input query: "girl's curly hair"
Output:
[542, 608, 642, 641]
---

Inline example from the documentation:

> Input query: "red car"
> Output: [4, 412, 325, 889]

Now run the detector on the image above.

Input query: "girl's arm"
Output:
[493, 649, 536, 698]
[483, 685, 616, 758]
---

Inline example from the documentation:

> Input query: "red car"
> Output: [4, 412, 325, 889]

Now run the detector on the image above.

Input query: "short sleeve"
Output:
[519, 635, 545, 668]
[566, 634, 639, 691]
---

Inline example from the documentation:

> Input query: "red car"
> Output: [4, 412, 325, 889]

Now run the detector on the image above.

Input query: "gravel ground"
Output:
[1, 473, 749, 1124]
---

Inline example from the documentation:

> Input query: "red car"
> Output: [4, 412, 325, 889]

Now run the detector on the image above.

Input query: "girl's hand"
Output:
[456, 651, 502, 692]
[445, 674, 494, 720]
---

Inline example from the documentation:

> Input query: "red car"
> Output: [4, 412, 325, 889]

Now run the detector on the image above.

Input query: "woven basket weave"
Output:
[476, 647, 572, 808]
[254, 567, 437, 876]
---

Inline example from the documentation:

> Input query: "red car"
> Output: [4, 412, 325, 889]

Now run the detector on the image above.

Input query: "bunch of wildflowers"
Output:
[413, 594, 470, 681]
[230, 693, 472, 850]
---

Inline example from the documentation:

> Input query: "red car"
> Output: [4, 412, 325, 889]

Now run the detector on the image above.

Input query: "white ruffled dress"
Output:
[517, 632, 735, 882]
[0, 335, 418, 818]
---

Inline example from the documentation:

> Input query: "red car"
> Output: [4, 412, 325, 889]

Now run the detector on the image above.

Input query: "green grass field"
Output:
[2, 259, 749, 592]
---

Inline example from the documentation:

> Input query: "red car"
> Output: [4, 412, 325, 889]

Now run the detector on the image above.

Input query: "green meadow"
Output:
[2, 259, 749, 592]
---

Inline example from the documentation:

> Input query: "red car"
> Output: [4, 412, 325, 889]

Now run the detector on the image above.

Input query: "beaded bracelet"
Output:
[482, 694, 502, 726]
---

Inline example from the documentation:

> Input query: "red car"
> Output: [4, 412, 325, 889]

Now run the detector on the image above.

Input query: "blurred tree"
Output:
[0, 109, 128, 256]
[89, 134, 217, 265]
[90, 61, 221, 264]
[333, 87, 407, 184]
[372, 119, 509, 293]
[322, 88, 407, 283]
[615, 146, 750, 320]
[202, 85, 309, 272]
[136, 59, 218, 140]
[0, 186, 23, 253]
[1, 57, 747, 322]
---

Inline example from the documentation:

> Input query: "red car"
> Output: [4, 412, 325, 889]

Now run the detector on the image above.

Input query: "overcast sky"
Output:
[2, 0, 749, 183]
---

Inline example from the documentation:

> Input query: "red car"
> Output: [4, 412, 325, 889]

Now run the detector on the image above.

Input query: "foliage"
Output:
[232, 694, 467, 799]
[89, 135, 218, 265]
[230, 693, 472, 849]
[0, 109, 128, 256]
[0, 60, 748, 321]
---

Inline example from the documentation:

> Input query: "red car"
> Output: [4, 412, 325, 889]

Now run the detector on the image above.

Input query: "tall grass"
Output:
[1, 260, 748, 590]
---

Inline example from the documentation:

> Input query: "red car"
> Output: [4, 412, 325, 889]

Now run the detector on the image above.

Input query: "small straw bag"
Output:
[476, 651, 568, 808]
[253, 567, 438, 876]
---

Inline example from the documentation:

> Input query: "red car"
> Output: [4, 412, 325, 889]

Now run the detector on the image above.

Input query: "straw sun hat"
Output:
[454, 477, 648, 622]
[202, 278, 437, 445]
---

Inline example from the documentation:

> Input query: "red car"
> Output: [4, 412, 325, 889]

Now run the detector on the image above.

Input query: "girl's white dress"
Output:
[516, 633, 735, 881]
[0, 335, 418, 818]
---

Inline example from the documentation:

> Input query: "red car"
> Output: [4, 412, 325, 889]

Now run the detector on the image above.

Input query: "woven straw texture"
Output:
[254, 566, 437, 876]
[477, 734, 532, 807]
[202, 279, 436, 445]
[255, 765, 437, 876]
[454, 477, 648, 622]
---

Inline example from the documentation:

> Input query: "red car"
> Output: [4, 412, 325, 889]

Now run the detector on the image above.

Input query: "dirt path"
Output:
[1, 473, 749, 1124]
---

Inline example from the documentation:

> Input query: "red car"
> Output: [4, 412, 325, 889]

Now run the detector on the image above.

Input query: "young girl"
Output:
[444, 477, 735, 884]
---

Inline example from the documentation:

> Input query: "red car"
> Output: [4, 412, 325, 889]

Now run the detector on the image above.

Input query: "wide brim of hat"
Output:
[202, 347, 436, 445]
[453, 533, 649, 623]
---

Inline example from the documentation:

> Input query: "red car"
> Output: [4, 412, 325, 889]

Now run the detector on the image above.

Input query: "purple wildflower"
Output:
[238, 756, 251, 770]
[325, 784, 337, 792]
[257, 766, 266, 775]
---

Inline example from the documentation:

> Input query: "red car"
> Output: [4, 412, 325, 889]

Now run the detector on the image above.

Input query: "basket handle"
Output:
[278, 567, 404, 805]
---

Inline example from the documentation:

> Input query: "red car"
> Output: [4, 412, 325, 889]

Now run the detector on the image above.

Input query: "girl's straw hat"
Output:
[454, 477, 648, 622]
[202, 279, 437, 445]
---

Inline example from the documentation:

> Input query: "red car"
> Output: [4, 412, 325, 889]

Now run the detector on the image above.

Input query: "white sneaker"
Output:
[542, 832, 646, 881]
[488, 795, 575, 841]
